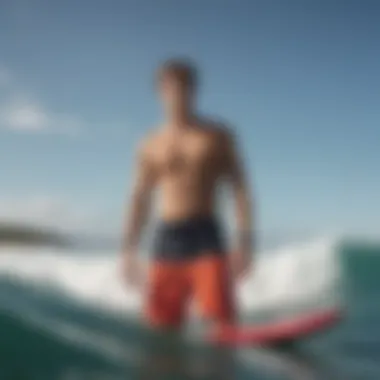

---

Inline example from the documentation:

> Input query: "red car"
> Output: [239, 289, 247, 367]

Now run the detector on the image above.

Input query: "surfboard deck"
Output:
[209, 309, 342, 346]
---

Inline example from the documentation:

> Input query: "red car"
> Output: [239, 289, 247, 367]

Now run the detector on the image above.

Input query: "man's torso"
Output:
[144, 120, 229, 222]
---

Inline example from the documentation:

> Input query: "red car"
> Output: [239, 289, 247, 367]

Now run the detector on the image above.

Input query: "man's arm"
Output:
[122, 141, 156, 254]
[223, 130, 254, 257]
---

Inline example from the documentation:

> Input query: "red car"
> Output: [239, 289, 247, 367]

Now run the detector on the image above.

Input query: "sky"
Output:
[0, 0, 379, 242]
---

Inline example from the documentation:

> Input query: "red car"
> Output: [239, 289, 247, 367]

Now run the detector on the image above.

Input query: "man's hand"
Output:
[229, 249, 252, 281]
[230, 229, 254, 280]
[122, 251, 144, 288]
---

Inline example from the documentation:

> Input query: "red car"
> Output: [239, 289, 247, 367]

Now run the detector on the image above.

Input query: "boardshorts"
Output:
[145, 216, 235, 328]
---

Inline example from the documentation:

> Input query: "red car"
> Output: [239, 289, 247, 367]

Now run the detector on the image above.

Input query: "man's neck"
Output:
[166, 110, 195, 129]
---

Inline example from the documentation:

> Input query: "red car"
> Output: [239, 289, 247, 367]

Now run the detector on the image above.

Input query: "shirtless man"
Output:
[122, 58, 254, 332]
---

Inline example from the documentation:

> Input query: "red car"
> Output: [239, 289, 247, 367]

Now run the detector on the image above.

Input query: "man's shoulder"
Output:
[197, 116, 235, 143]
[137, 128, 163, 153]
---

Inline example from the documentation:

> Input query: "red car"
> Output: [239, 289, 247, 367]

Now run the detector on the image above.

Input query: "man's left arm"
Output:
[223, 130, 255, 274]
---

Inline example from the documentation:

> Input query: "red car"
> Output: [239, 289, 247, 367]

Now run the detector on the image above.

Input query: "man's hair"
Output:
[156, 58, 198, 91]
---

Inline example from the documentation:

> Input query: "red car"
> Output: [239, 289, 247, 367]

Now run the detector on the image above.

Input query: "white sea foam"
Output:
[0, 237, 342, 318]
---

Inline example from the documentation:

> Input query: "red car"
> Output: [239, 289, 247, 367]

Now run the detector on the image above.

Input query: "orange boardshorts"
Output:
[145, 217, 235, 328]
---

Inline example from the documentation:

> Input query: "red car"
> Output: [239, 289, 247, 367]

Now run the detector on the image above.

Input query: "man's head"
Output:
[156, 58, 198, 117]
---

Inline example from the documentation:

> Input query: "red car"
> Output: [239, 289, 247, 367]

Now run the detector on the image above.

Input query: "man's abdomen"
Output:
[158, 179, 217, 222]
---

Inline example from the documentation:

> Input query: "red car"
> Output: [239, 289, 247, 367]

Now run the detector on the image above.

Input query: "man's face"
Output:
[158, 74, 191, 110]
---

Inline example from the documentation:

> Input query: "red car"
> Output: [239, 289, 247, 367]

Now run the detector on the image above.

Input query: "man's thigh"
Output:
[144, 260, 190, 328]
[191, 253, 236, 327]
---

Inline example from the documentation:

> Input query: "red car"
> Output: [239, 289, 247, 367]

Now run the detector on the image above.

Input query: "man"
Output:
[122, 58, 254, 332]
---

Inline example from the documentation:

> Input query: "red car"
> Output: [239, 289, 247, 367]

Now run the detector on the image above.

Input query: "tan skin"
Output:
[122, 71, 254, 287]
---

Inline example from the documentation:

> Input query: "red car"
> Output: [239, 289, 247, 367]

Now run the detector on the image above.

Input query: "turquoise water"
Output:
[0, 240, 379, 379]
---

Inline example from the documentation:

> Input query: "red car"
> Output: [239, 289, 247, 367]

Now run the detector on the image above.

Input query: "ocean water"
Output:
[0, 238, 379, 380]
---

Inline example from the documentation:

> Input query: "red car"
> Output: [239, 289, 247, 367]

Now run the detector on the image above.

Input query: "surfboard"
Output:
[209, 309, 342, 346]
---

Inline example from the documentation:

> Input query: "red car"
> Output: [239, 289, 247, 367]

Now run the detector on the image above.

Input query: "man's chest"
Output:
[153, 132, 222, 172]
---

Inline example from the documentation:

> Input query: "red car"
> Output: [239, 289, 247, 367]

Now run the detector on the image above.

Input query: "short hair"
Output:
[156, 58, 198, 90]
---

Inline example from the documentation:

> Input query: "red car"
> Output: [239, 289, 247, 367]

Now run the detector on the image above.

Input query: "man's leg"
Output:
[191, 253, 237, 378]
[139, 261, 190, 379]
[192, 254, 236, 326]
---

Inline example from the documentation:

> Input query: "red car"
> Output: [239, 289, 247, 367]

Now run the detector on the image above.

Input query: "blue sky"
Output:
[0, 0, 379, 240]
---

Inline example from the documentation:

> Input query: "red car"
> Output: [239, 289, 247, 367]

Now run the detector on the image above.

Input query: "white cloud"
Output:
[1, 98, 49, 131]
[0, 65, 83, 135]
[0, 97, 82, 135]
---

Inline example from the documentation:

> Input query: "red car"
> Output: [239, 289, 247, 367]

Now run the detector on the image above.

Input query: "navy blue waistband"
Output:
[152, 216, 226, 260]
[157, 215, 219, 231]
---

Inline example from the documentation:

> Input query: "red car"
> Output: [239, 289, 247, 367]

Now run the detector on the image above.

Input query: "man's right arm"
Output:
[122, 141, 156, 254]
[221, 128, 255, 278]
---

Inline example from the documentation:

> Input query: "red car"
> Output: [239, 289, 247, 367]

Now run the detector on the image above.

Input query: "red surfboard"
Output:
[209, 309, 342, 346]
